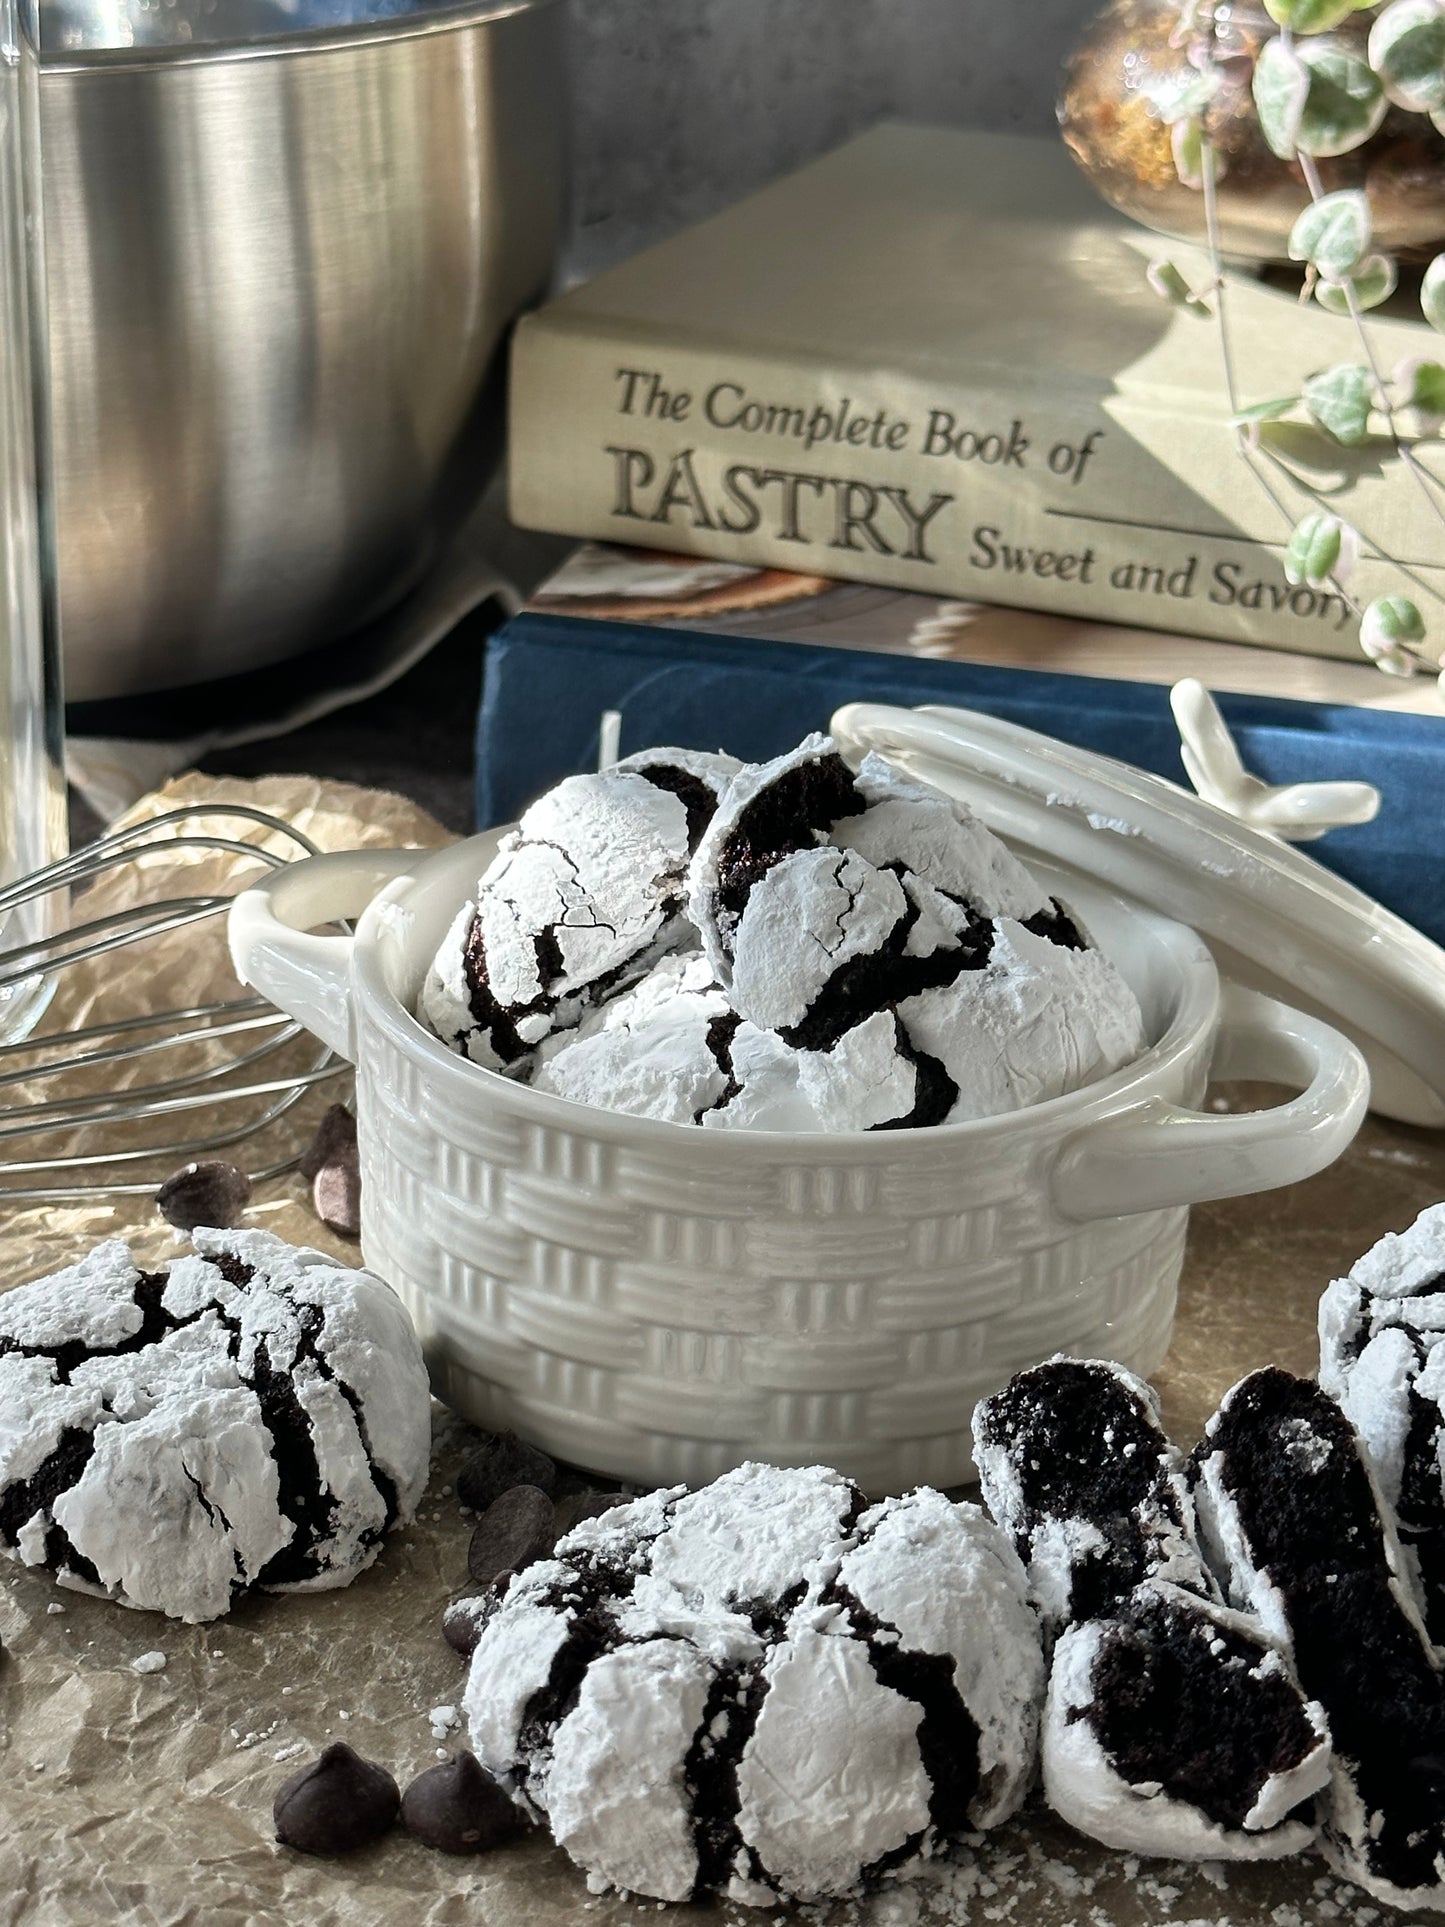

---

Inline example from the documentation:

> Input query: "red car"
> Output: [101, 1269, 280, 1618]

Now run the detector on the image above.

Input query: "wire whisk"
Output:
[0, 804, 348, 1203]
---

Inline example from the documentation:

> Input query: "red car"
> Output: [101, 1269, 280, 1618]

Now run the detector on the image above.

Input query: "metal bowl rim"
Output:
[41, 0, 559, 73]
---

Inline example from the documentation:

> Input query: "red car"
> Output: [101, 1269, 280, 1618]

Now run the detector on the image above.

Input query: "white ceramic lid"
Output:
[830, 699, 1445, 1129]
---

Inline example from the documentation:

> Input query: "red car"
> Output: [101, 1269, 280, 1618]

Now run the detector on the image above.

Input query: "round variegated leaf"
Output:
[1230, 396, 1300, 426]
[1314, 254, 1400, 312]
[1288, 190, 1371, 276]
[1395, 356, 1445, 426]
[1361, 594, 1427, 673]
[1172, 117, 1206, 188]
[1369, 0, 1445, 112]
[1284, 511, 1358, 587]
[1257, 35, 1387, 157]
[1146, 257, 1211, 316]
[1253, 36, 1312, 154]
[1264, 0, 1375, 27]
[1303, 362, 1375, 443]
[1424, 253, 1445, 332]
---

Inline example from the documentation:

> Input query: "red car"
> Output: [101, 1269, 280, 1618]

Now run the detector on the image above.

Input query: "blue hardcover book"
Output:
[476, 551, 1445, 947]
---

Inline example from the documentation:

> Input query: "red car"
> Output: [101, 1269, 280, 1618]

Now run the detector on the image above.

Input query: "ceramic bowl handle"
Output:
[1049, 984, 1369, 1223]
[227, 848, 421, 1062]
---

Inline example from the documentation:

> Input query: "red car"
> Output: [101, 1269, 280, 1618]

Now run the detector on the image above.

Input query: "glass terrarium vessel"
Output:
[1059, 0, 1445, 264]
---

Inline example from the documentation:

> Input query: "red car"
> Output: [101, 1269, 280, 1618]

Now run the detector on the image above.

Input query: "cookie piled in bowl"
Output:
[419, 733, 1147, 1131]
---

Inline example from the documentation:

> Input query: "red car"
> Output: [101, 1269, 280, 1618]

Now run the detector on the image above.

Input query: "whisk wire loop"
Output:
[0, 803, 351, 1201]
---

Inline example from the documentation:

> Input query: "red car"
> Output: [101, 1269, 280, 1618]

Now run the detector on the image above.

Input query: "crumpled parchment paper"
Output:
[1, 774, 1441, 1927]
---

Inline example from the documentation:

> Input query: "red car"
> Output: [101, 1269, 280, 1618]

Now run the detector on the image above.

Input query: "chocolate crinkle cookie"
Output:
[973, 1356, 1214, 1637]
[687, 737, 1144, 1126]
[1319, 1201, 1445, 1644]
[1043, 1579, 1330, 1861]
[419, 734, 1146, 1133]
[418, 748, 739, 1072]
[0, 1228, 431, 1622]
[1194, 1366, 1445, 1911]
[462, 1463, 1042, 1907]
[975, 1358, 1331, 1862]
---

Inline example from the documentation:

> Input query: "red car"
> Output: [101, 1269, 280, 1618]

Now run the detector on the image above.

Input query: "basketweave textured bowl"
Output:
[229, 827, 1367, 1494]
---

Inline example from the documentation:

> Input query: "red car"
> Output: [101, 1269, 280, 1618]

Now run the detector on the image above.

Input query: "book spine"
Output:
[510, 314, 1444, 664]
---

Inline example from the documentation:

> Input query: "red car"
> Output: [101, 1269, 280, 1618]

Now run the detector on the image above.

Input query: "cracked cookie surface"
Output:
[420, 750, 739, 1070]
[0, 1228, 431, 1622]
[422, 734, 1146, 1130]
[462, 1464, 1041, 1907]
[1319, 1201, 1445, 1644]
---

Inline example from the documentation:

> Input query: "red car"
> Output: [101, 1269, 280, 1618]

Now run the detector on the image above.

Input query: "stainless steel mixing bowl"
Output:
[41, 0, 565, 701]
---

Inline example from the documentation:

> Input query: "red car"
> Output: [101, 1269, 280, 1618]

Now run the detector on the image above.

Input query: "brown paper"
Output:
[1, 774, 1439, 1926]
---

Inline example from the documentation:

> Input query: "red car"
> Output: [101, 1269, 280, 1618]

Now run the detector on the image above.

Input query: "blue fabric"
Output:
[476, 613, 1445, 946]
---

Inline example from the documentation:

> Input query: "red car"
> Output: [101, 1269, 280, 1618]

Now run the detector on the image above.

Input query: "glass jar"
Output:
[1059, 0, 1445, 265]
[0, 0, 64, 1040]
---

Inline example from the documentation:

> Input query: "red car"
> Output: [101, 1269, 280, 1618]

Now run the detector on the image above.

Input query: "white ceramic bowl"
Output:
[229, 832, 1368, 1493]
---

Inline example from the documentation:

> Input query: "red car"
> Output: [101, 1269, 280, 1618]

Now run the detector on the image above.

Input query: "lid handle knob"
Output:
[1170, 680, 1379, 844]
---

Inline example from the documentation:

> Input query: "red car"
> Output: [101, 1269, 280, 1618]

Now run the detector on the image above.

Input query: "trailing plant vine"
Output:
[1147, 0, 1445, 686]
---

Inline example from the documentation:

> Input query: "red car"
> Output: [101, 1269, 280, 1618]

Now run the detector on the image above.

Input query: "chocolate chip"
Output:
[155, 1161, 252, 1232]
[442, 1589, 508, 1659]
[456, 1431, 557, 1513]
[299, 1105, 358, 1182]
[313, 1153, 361, 1241]
[273, 1741, 399, 1855]
[401, 1750, 526, 1853]
[468, 1486, 556, 1587]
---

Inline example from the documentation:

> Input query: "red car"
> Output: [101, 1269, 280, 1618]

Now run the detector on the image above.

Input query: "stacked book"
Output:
[492, 122, 1445, 945]
[476, 545, 1445, 947]
[510, 124, 1444, 663]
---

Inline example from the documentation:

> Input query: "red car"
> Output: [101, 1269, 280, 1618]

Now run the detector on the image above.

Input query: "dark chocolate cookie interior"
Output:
[977, 1359, 1197, 1624]
[1338, 1270, 1445, 1647]
[712, 750, 861, 937]
[1202, 1367, 1445, 1894]
[775, 864, 992, 1057]
[629, 761, 723, 853]
[1083, 1588, 1320, 1833]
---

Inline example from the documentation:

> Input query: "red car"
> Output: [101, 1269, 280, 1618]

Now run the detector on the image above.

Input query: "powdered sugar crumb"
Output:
[744, 1819, 1395, 1927]
[428, 1702, 461, 1740]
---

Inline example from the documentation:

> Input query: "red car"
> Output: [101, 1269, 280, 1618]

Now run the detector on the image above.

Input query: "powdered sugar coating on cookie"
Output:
[734, 1624, 932, 1899]
[0, 1230, 431, 1623]
[1319, 1201, 1445, 1641]
[420, 750, 738, 1071]
[533, 954, 812, 1132]
[535, 958, 946, 1134]
[900, 918, 1147, 1122]
[687, 734, 1144, 1124]
[833, 752, 1047, 922]
[1193, 1367, 1445, 1910]
[546, 1637, 716, 1902]
[426, 733, 1145, 1131]
[462, 1462, 1041, 1907]
[816, 1488, 1044, 1829]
